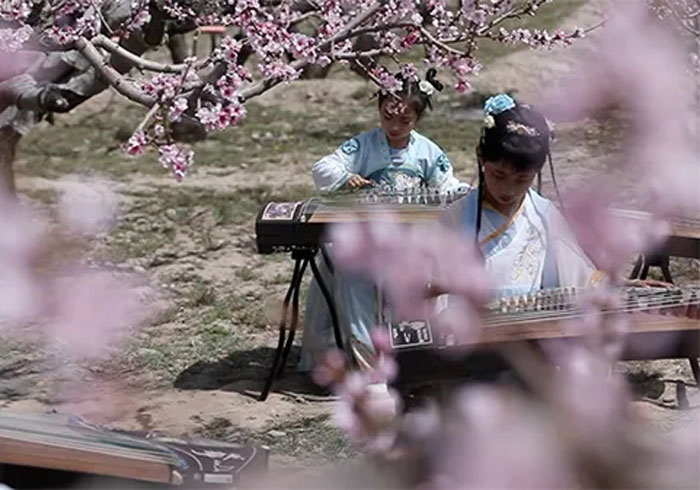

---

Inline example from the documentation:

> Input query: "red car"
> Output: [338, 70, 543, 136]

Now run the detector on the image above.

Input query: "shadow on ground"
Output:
[173, 346, 330, 398]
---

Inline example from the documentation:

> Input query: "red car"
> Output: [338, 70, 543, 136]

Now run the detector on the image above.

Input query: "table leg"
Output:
[259, 258, 303, 401]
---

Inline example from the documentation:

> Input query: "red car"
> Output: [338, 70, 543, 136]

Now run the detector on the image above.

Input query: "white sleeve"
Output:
[548, 204, 602, 288]
[311, 137, 361, 192]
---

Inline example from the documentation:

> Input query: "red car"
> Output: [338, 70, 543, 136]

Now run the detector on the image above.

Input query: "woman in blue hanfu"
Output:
[299, 69, 469, 372]
[441, 94, 602, 298]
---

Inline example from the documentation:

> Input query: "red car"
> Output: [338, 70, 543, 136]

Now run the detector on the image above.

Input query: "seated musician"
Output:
[440, 95, 700, 304]
[441, 93, 599, 293]
[299, 69, 469, 372]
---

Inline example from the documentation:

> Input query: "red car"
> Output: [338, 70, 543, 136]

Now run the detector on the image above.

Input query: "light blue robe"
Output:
[299, 128, 468, 371]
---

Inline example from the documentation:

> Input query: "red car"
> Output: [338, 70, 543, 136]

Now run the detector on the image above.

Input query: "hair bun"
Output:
[425, 68, 444, 92]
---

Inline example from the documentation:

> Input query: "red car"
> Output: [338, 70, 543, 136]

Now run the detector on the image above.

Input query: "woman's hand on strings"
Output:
[346, 174, 373, 189]
[625, 278, 673, 289]
[625, 279, 700, 319]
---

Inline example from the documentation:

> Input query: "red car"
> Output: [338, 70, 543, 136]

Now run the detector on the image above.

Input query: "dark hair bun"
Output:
[479, 103, 551, 172]
[426, 68, 444, 92]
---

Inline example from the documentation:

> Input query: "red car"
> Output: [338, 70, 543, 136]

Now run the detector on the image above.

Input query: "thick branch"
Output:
[75, 37, 156, 106]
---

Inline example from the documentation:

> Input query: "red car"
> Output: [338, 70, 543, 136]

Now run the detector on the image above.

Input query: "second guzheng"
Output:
[256, 189, 466, 254]
[256, 190, 700, 258]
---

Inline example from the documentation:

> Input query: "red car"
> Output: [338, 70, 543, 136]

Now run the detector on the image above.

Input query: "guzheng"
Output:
[255, 190, 700, 257]
[255, 189, 467, 254]
[387, 286, 700, 384]
[0, 411, 267, 486]
[612, 209, 700, 260]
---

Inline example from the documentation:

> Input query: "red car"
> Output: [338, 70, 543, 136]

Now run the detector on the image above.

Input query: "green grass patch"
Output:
[198, 102, 370, 169]
[128, 183, 315, 226]
[418, 117, 482, 155]
[234, 266, 257, 282]
[186, 281, 218, 308]
[105, 226, 176, 261]
[17, 104, 159, 180]
[133, 320, 247, 377]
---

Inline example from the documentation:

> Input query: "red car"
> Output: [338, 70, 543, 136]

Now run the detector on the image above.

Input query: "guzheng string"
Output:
[0, 411, 181, 467]
[313, 187, 471, 207]
[481, 287, 700, 327]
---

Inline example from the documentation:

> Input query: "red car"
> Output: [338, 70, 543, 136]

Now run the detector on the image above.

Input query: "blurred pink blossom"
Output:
[562, 182, 670, 276]
[333, 369, 402, 453]
[45, 268, 143, 359]
[312, 348, 347, 387]
[57, 177, 119, 235]
[331, 219, 488, 322]
[0, 193, 44, 321]
[542, 1, 699, 217]
[0, 181, 145, 368]
[429, 386, 580, 489]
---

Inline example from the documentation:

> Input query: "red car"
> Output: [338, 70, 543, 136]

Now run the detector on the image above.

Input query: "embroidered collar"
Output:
[378, 129, 417, 151]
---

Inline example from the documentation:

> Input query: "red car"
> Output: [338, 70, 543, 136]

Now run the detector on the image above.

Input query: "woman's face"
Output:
[379, 99, 418, 148]
[481, 159, 538, 209]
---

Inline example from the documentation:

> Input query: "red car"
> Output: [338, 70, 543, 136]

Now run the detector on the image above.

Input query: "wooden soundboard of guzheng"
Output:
[307, 205, 443, 223]
[0, 411, 267, 486]
[388, 286, 700, 350]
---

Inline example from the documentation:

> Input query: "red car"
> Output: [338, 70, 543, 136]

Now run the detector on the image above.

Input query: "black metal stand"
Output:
[258, 248, 344, 401]
[629, 253, 700, 386]
[629, 253, 674, 284]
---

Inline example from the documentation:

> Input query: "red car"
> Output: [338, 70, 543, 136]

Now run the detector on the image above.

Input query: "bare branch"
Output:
[333, 48, 394, 59]
[419, 26, 466, 56]
[135, 102, 160, 133]
[92, 35, 210, 73]
[477, 0, 549, 36]
[90, 0, 114, 36]
[351, 58, 384, 87]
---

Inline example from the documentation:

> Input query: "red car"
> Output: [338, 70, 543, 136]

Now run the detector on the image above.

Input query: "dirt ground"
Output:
[1, 0, 699, 480]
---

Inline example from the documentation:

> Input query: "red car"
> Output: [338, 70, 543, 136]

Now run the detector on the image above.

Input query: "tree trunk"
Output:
[0, 127, 21, 197]
[168, 33, 189, 64]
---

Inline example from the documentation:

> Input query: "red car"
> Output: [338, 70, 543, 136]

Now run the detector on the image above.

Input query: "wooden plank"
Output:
[0, 436, 175, 484]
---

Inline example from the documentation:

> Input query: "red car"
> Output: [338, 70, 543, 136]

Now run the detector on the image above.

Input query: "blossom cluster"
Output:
[0, 0, 588, 178]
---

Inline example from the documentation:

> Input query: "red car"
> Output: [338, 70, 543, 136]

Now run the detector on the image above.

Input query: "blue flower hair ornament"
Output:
[483, 93, 516, 128]
[484, 93, 516, 115]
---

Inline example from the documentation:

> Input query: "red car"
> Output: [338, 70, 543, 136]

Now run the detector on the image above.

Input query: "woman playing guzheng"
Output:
[311, 68, 467, 194]
[299, 69, 469, 372]
[441, 94, 599, 294]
